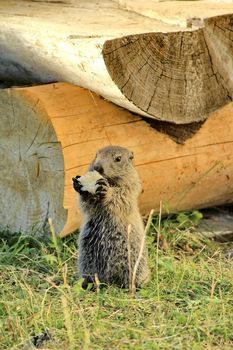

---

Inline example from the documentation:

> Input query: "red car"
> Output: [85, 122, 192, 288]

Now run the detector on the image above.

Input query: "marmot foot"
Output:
[72, 176, 83, 193]
[82, 275, 97, 291]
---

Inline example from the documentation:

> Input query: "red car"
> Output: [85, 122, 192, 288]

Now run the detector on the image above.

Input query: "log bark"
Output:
[0, 0, 232, 124]
[0, 82, 233, 237]
[118, 0, 233, 26]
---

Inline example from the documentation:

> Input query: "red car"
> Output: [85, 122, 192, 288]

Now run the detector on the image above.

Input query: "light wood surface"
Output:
[1, 82, 233, 237]
[0, 1, 232, 123]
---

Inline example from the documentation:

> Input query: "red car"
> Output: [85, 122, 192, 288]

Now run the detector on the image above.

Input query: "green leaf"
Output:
[43, 254, 58, 265]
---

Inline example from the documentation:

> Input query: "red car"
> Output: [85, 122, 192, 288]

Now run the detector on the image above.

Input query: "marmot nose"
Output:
[94, 164, 104, 174]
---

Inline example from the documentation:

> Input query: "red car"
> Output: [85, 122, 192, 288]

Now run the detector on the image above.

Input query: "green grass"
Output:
[0, 213, 233, 350]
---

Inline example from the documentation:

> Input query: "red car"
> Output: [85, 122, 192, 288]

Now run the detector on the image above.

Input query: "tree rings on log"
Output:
[0, 89, 67, 236]
[103, 14, 233, 124]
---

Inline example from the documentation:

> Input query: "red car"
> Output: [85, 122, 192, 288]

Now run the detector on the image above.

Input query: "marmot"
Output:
[72, 145, 150, 289]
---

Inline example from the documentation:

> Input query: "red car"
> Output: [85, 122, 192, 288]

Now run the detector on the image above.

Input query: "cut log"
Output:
[0, 1, 232, 124]
[103, 14, 233, 124]
[196, 208, 233, 242]
[0, 82, 233, 237]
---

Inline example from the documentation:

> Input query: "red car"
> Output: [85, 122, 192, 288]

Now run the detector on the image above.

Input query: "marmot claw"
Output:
[72, 176, 83, 193]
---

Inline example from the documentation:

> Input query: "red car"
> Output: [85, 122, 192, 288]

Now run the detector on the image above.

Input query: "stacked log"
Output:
[0, 0, 232, 124]
[0, 83, 233, 237]
[0, 1, 232, 236]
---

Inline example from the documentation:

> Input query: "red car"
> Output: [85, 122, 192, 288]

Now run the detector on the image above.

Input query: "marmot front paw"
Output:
[95, 178, 109, 198]
[72, 176, 83, 193]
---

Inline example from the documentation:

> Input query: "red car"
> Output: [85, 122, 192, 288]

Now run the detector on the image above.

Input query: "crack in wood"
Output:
[196, 140, 233, 148]
[203, 30, 229, 101]
[26, 123, 42, 154]
[136, 152, 206, 168]
[62, 137, 106, 149]
[66, 163, 90, 171]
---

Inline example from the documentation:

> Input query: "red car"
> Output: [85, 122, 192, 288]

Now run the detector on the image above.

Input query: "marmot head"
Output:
[89, 145, 139, 186]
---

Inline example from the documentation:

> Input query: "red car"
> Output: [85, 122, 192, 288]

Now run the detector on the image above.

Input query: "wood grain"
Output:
[0, 88, 67, 235]
[103, 14, 233, 123]
[1, 82, 233, 237]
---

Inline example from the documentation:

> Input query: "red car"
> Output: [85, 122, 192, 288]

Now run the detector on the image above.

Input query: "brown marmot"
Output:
[72, 145, 150, 289]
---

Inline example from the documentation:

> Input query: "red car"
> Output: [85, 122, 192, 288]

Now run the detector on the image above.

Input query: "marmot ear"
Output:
[129, 151, 134, 160]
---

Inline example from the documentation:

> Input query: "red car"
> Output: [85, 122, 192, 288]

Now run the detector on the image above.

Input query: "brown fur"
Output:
[73, 145, 150, 289]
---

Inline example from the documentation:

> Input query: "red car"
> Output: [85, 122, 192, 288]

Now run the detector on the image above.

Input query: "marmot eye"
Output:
[115, 155, 122, 162]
